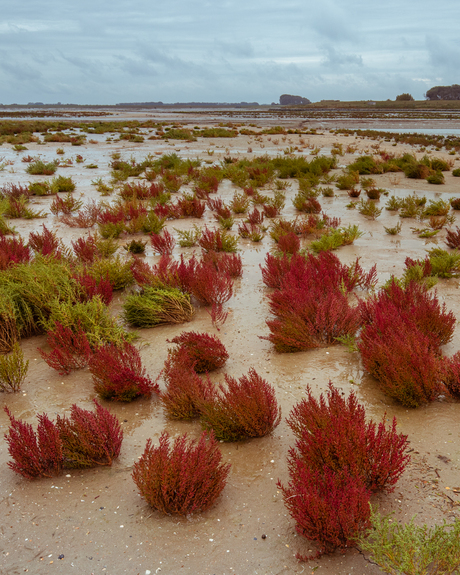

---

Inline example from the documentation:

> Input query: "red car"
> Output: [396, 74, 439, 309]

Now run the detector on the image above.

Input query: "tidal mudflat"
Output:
[0, 110, 459, 574]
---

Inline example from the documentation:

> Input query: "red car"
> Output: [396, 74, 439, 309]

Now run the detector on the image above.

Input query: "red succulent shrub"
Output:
[97, 205, 125, 225]
[150, 229, 176, 255]
[56, 401, 123, 468]
[287, 383, 409, 493]
[4, 408, 63, 479]
[358, 311, 446, 407]
[263, 204, 280, 218]
[246, 208, 264, 225]
[132, 431, 230, 515]
[260, 252, 296, 289]
[443, 352, 460, 397]
[199, 368, 281, 441]
[71, 235, 98, 263]
[198, 227, 236, 253]
[206, 303, 229, 331]
[202, 251, 243, 278]
[161, 353, 216, 419]
[296, 197, 322, 214]
[167, 331, 229, 373]
[359, 280, 455, 349]
[266, 284, 361, 352]
[39, 321, 92, 375]
[445, 226, 460, 249]
[73, 272, 113, 305]
[190, 262, 233, 306]
[278, 466, 371, 560]
[277, 231, 300, 254]
[89, 342, 159, 401]
[261, 251, 376, 292]
[28, 225, 64, 258]
[0, 236, 31, 270]
[175, 196, 206, 218]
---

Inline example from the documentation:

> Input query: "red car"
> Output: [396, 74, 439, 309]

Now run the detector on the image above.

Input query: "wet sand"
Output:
[1, 113, 460, 574]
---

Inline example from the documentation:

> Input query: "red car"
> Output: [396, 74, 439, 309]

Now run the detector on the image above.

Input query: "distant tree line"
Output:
[279, 94, 311, 105]
[395, 93, 414, 101]
[425, 85, 460, 100]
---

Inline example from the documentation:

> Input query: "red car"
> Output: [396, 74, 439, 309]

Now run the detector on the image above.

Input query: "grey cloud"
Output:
[212, 39, 255, 59]
[322, 46, 363, 69]
[426, 35, 460, 75]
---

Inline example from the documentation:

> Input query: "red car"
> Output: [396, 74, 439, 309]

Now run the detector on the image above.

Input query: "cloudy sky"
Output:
[1, 0, 459, 105]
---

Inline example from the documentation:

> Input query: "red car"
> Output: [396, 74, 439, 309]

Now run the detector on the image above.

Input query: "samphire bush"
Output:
[358, 280, 455, 407]
[4, 401, 123, 478]
[89, 341, 159, 402]
[286, 383, 410, 493]
[279, 383, 409, 560]
[132, 431, 230, 515]
[199, 368, 281, 441]
[167, 331, 229, 373]
[262, 251, 376, 353]
[160, 350, 216, 419]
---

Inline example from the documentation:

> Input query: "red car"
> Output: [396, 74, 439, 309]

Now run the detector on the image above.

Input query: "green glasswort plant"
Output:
[359, 508, 460, 575]
[0, 343, 29, 392]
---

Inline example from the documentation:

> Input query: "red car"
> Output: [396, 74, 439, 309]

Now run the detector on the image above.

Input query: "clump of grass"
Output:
[358, 508, 460, 575]
[426, 171, 445, 185]
[399, 194, 426, 218]
[123, 239, 147, 254]
[0, 344, 29, 392]
[26, 159, 59, 175]
[384, 221, 402, 235]
[50, 175, 75, 194]
[123, 287, 194, 328]
[29, 181, 52, 196]
[43, 297, 132, 349]
[175, 225, 202, 247]
[385, 196, 403, 211]
[85, 255, 134, 290]
[422, 199, 450, 217]
[309, 225, 363, 253]
[358, 199, 382, 219]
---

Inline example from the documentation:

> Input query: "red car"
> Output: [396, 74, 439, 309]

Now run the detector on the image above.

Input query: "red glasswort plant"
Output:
[73, 272, 113, 305]
[206, 303, 229, 331]
[358, 280, 455, 407]
[4, 401, 122, 477]
[150, 229, 176, 255]
[201, 251, 243, 277]
[28, 225, 65, 258]
[161, 351, 216, 419]
[199, 368, 282, 441]
[167, 331, 229, 373]
[0, 236, 31, 270]
[445, 226, 460, 249]
[358, 312, 446, 407]
[39, 321, 92, 375]
[56, 401, 123, 468]
[191, 261, 233, 307]
[71, 235, 98, 263]
[132, 431, 230, 515]
[277, 231, 300, 254]
[89, 342, 159, 401]
[278, 466, 371, 560]
[359, 280, 455, 350]
[263, 251, 377, 352]
[4, 408, 63, 478]
[286, 383, 409, 493]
